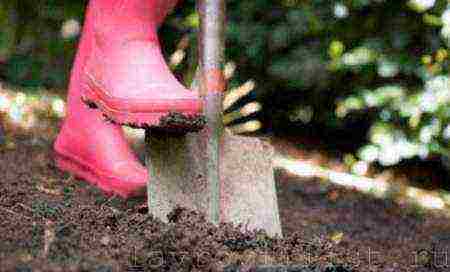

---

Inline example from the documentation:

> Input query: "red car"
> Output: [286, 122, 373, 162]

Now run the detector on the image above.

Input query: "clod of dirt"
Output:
[82, 97, 207, 133]
[147, 111, 207, 134]
[105, 111, 207, 134]
[101, 112, 207, 133]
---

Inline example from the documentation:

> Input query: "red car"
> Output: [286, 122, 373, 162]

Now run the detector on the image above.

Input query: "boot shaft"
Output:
[65, 1, 95, 118]
[88, 0, 179, 29]
[67, 0, 179, 117]
[70, 0, 180, 80]
[71, 0, 177, 76]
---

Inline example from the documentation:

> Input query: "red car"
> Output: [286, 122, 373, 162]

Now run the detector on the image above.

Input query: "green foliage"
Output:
[32, 200, 62, 218]
[0, 0, 83, 87]
[223, 0, 450, 166]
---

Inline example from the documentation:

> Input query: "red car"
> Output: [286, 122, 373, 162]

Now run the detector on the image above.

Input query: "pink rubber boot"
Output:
[80, 0, 204, 131]
[54, 1, 148, 198]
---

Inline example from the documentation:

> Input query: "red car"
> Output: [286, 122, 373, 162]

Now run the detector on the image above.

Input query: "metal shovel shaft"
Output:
[197, 0, 226, 224]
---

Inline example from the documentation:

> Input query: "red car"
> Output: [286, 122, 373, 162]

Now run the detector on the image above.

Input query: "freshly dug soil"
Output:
[0, 135, 449, 271]
[149, 112, 207, 133]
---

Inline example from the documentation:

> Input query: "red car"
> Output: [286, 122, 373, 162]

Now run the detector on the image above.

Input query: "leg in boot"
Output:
[54, 1, 147, 198]
[80, 0, 205, 132]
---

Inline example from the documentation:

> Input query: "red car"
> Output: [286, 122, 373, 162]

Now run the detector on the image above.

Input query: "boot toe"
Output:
[107, 162, 148, 198]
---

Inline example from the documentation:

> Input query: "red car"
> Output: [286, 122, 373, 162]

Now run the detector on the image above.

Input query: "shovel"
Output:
[145, 0, 282, 237]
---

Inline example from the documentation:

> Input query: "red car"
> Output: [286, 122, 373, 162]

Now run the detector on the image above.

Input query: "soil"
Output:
[150, 112, 207, 134]
[0, 133, 450, 272]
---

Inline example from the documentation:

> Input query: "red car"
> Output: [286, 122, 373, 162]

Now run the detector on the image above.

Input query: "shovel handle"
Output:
[197, 0, 226, 224]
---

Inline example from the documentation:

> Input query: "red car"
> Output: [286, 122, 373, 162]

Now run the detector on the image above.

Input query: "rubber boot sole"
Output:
[82, 89, 206, 134]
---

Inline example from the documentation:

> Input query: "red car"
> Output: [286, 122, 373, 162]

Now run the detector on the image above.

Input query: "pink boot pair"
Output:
[54, 0, 202, 198]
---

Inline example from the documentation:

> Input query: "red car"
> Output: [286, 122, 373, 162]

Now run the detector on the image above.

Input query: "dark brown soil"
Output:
[150, 112, 207, 134]
[0, 135, 449, 271]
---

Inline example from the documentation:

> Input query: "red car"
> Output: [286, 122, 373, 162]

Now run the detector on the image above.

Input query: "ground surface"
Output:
[0, 133, 449, 272]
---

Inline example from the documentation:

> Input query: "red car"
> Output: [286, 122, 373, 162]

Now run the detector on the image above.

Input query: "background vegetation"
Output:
[0, 0, 449, 169]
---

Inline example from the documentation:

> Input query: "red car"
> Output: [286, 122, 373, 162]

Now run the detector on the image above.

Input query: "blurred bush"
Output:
[0, 0, 449, 167]
[0, 0, 86, 87]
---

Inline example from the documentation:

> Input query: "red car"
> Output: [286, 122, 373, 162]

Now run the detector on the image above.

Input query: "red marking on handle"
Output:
[204, 69, 226, 93]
